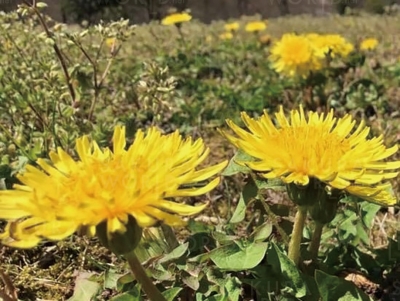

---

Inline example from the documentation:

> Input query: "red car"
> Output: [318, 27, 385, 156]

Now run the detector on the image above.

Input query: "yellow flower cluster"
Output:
[219, 22, 240, 39]
[270, 33, 354, 78]
[219, 20, 268, 41]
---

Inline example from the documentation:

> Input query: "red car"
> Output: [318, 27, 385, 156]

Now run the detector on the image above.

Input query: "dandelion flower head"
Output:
[305, 33, 354, 58]
[221, 106, 400, 206]
[0, 126, 227, 248]
[269, 33, 325, 78]
[245, 21, 267, 32]
[224, 22, 240, 32]
[161, 12, 192, 25]
[360, 38, 379, 51]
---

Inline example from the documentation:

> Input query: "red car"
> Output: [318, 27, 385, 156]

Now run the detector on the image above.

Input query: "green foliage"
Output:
[1, 4, 400, 301]
[268, 243, 307, 298]
[315, 270, 372, 301]
[325, 196, 381, 246]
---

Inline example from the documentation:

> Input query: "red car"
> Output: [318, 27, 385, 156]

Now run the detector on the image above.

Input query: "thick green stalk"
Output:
[288, 206, 308, 266]
[309, 222, 324, 262]
[124, 251, 167, 301]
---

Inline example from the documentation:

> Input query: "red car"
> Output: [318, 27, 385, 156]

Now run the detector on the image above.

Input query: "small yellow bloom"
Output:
[219, 32, 233, 40]
[307, 34, 354, 58]
[224, 22, 240, 32]
[245, 21, 267, 33]
[360, 38, 379, 51]
[161, 12, 192, 26]
[105, 37, 116, 48]
[269, 33, 325, 78]
[221, 106, 400, 206]
[322, 34, 354, 58]
[0, 126, 227, 248]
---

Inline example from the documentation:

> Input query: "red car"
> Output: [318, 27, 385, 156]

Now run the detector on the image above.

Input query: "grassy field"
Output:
[1, 4, 400, 301]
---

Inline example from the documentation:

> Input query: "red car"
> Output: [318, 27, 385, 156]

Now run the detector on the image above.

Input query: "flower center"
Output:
[277, 125, 351, 176]
[56, 155, 147, 221]
[282, 41, 311, 65]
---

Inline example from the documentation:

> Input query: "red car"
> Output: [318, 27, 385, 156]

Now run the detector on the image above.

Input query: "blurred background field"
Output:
[2, 1, 400, 300]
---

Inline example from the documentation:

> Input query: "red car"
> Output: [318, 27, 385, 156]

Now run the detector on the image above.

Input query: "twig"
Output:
[88, 45, 121, 121]
[22, 0, 76, 106]
[0, 269, 18, 301]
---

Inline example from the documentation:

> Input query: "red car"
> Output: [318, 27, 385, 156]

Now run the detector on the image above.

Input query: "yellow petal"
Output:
[187, 161, 228, 182]
[170, 177, 221, 197]
[113, 126, 126, 156]
[157, 200, 209, 216]
[329, 177, 351, 189]
[132, 211, 157, 227]
[0, 235, 41, 248]
[36, 221, 78, 240]
[143, 207, 187, 226]
[107, 217, 126, 236]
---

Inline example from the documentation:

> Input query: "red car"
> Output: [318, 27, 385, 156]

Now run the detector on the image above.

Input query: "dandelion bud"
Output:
[96, 216, 143, 256]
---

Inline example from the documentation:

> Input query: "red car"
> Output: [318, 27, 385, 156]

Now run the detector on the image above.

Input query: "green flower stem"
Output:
[309, 222, 324, 261]
[176, 25, 185, 43]
[124, 251, 167, 301]
[288, 206, 308, 266]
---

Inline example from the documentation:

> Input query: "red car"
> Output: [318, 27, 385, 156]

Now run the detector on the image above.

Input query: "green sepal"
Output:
[96, 215, 143, 256]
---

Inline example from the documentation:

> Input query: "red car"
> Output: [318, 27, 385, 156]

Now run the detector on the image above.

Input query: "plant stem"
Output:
[288, 206, 307, 266]
[176, 25, 185, 44]
[259, 195, 290, 244]
[124, 251, 167, 301]
[309, 222, 324, 262]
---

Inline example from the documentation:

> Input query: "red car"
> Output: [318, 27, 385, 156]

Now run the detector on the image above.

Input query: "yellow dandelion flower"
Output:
[221, 106, 400, 206]
[224, 22, 240, 32]
[245, 21, 267, 33]
[325, 34, 354, 57]
[304, 33, 332, 57]
[308, 34, 354, 58]
[360, 38, 379, 51]
[219, 32, 233, 40]
[161, 12, 192, 26]
[0, 126, 227, 248]
[269, 33, 325, 78]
